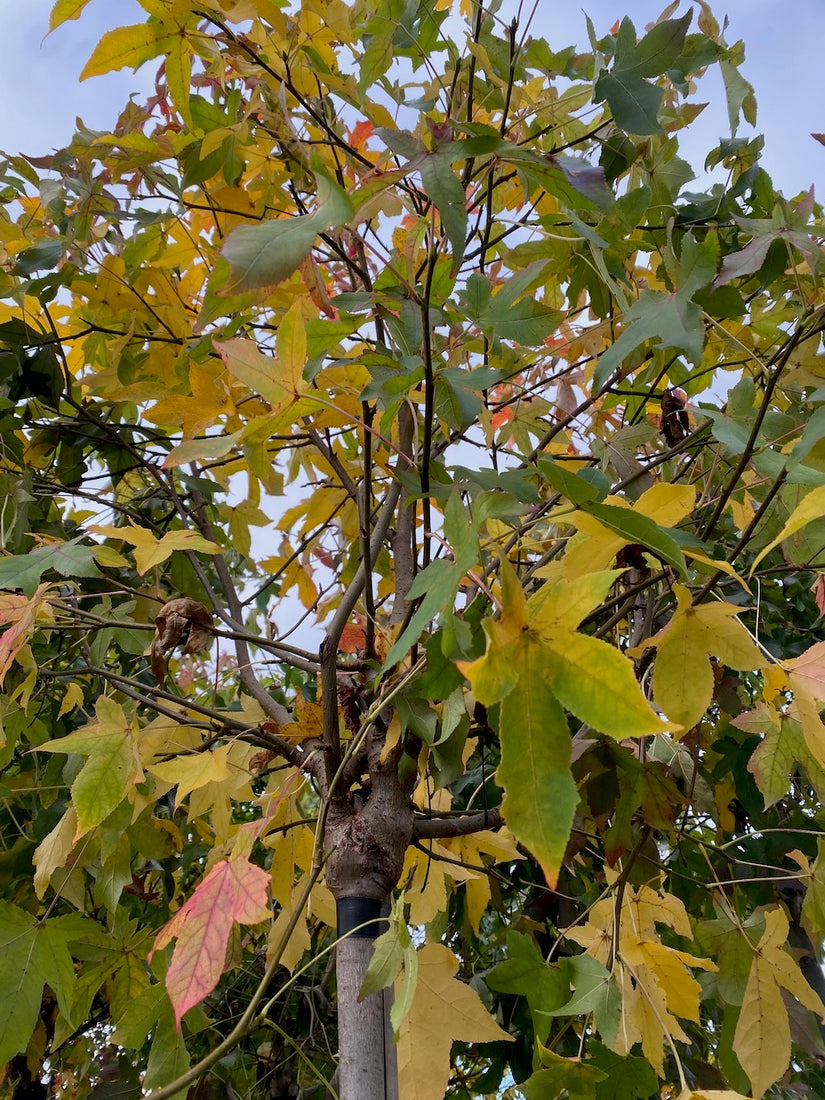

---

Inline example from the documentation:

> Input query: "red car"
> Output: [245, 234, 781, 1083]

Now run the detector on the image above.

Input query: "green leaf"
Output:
[361, 901, 411, 998]
[589, 1042, 659, 1099]
[486, 931, 569, 1041]
[550, 955, 621, 1048]
[14, 239, 64, 276]
[0, 538, 101, 596]
[39, 697, 141, 839]
[593, 289, 705, 390]
[524, 1049, 607, 1100]
[0, 901, 41, 1065]
[538, 456, 601, 506]
[499, 642, 578, 888]
[221, 165, 355, 294]
[420, 152, 468, 273]
[613, 13, 692, 78]
[583, 502, 688, 579]
[595, 71, 664, 135]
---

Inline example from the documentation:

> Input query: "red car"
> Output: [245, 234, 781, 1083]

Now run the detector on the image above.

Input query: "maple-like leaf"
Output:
[38, 696, 143, 840]
[396, 944, 512, 1100]
[630, 585, 766, 732]
[90, 523, 221, 575]
[152, 856, 270, 1028]
[0, 582, 51, 687]
[568, 882, 716, 1073]
[462, 560, 668, 886]
[733, 906, 825, 1098]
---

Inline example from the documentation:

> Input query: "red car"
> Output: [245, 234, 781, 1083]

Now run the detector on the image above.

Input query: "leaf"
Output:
[595, 71, 665, 135]
[38, 696, 142, 840]
[613, 13, 692, 78]
[33, 807, 77, 899]
[0, 904, 93, 1064]
[538, 455, 601, 506]
[733, 907, 825, 1098]
[582, 501, 688, 579]
[221, 165, 355, 293]
[359, 898, 411, 999]
[420, 152, 468, 272]
[214, 337, 307, 411]
[589, 1041, 659, 1100]
[149, 744, 232, 808]
[396, 944, 512, 1100]
[631, 585, 766, 732]
[0, 539, 100, 596]
[499, 642, 578, 888]
[543, 630, 670, 739]
[151, 856, 270, 1028]
[523, 1048, 608, 1100]
[150, 596, 214, 680]
[550, 955, 621, 1048]
[49, 0, 95, 30]
[0, 583, 50, 687]
[486, 931, 569, 1042]
[80, 23, 177, 80]
[0, 901, 42, 1065]
[749, 483, 825, 574]
[90, 524, 220, 576]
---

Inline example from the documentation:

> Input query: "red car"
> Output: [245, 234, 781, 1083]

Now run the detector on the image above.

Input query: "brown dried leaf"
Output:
[150, 597, 214, 682]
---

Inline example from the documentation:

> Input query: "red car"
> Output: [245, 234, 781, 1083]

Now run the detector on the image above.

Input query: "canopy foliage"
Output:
[2, 1, 825, 1098]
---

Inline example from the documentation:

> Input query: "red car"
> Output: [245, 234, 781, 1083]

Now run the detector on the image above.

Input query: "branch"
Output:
[414, 806, 502, 840]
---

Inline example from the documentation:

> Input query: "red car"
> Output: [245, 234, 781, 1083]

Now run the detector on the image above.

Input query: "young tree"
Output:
[2, 1, 825, 1097]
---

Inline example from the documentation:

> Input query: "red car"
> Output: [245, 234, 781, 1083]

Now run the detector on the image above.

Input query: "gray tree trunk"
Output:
[336, 935, 398, 1100]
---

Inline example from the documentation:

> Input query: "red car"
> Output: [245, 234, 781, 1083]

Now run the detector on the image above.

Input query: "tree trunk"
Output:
[323, 734, 417, 1100]
[336, 929, 398, 1100]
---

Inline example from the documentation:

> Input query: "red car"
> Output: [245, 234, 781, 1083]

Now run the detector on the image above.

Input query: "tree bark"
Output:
[337, 934, 398, 1100]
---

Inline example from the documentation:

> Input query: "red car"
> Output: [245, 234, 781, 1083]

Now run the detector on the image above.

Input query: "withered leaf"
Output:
[150, 597, 214, 682]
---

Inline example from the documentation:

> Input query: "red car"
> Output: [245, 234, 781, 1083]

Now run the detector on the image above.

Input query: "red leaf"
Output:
[152, 858, 270, 1027]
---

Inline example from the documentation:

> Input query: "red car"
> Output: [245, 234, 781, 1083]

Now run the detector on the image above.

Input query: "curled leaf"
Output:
[150, 597, 213, 681]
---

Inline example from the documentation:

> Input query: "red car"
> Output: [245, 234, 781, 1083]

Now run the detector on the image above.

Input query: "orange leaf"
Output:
[151, 857, 270, 1027]
[339, 622, 367, 653]
[349, 120, 374, 148]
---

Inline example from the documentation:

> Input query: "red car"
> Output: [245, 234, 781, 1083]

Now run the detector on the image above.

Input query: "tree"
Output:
[2, 0, 825, 1097]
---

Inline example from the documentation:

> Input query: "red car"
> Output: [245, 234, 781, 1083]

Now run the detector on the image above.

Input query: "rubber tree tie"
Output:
[336, 897, 390, 939]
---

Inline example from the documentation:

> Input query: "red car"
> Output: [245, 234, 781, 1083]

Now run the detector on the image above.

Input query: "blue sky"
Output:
[1, 0, 823, 198]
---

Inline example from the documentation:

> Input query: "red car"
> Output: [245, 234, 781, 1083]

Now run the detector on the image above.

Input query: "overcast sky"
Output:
[1, 0, 822, 197]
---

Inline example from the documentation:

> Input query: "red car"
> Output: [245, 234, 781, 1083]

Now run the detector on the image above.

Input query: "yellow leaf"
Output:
[148, 744, 233, 807]
[214, 336, 307, 412]
[528, 568, 623, 633]
[276, 298, 308, 392]
[49, 0, 94, 31]
[33, 808, 78, 899]
[80, 23, 176, 80]
[749, 483, 825, 575]
[734, 907, 825, 1098]
[268, 884, 310, 973]
[396, 944, 512, 1100]
[57, 681, 84, 719]
[631, 585, 766, 732]
[90, 522, 221, 575]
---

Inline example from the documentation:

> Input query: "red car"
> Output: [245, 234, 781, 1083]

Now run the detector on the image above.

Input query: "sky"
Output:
[1, 0, 824, 199]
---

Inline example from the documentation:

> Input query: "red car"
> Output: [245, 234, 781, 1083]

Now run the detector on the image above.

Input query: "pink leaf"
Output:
[812, 574, 825, 618]
[153, 858, 270, 1028]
